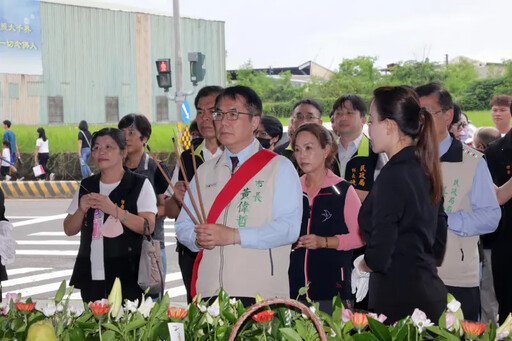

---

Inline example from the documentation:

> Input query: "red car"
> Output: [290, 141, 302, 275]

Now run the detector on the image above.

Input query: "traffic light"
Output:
[156, 59, 172, 91]
[188, 52, 205, 85]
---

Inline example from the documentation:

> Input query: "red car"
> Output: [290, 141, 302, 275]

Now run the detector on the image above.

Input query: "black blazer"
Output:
[358, 146, 447, 323]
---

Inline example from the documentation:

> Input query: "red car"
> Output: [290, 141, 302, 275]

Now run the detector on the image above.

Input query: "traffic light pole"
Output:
[172, 0, 184, 126]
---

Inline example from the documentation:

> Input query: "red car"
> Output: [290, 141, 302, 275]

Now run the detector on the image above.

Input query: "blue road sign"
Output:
[181, 100, 191, 124]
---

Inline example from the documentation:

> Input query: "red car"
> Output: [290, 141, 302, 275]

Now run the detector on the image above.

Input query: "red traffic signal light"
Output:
[158, 60, 169, 73]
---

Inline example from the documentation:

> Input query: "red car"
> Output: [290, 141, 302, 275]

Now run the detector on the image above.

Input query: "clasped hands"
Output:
[195, 224, 239, 250]
[79, 193, 116, 216]
[351, 255, 370, 303]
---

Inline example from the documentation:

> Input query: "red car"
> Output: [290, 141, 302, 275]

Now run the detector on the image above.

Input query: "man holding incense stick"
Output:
[175, 85, 302, 305]
[166, 85, 224, 303]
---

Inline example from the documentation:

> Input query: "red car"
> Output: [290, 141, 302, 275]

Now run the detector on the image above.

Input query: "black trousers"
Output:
[446, 285, 480, 321]
[177, 242, 198, 304]
[37, 153, 50, 180]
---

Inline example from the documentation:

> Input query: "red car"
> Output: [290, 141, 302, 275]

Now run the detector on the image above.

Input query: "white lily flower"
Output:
[137, 296, 155, 318]
[68, 304, 84, 316]
[411, 309, 434, 333]
[56, 303, 64, 312]
[229, 298, 237, 305]
[198, 304, 207, 313]
[125, 299, 139, 313]
[207, 304, 219, 317]
[447, 298, 461, 313]
[42, 301, 57, 317]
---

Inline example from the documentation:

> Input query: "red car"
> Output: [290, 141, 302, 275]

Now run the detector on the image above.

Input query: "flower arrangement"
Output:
[0, 280, 511, 341]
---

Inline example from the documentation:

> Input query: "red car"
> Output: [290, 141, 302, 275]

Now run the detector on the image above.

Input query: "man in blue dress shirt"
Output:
[417, 83, 501, 321]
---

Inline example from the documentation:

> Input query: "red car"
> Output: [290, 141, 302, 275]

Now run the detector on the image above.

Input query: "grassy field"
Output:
[9, 110, 495, 153]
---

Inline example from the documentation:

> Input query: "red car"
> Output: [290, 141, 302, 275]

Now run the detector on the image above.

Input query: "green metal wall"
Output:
[3, 2, 226, 124]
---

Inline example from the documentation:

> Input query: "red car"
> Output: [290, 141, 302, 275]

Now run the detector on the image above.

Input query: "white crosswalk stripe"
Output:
[4, 217, 187, 303]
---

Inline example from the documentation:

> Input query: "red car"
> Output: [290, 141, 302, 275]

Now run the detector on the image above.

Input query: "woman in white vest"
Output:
[352, 86, 447, 323]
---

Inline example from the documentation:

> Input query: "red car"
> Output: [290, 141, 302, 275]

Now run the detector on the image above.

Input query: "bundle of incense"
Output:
[146, 143, 205, 225]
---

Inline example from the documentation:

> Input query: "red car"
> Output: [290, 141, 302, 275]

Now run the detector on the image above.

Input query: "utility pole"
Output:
[173, 0, 184, 126]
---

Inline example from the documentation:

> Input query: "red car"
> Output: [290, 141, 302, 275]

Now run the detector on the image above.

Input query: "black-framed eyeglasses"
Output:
[213, 108, 253, 121]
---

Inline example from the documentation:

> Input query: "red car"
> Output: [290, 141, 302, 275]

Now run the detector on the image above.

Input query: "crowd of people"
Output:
[52, 83, 512, 324]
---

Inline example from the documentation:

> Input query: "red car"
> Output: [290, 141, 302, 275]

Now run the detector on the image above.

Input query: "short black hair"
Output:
[78, 120, 89, 131]
[332, 94, 367, 118]
[415, 82, 453, 111]
[291, 99, 323, 117]
[91, 127, 127, 151]
[2, 140, 10, 148]
[452, 103, 462, 125]
[194, 85, 224, 109]
[215, 85, 263, 116]
[260, 115, 283, 141]
[118, 113, 152, 139]
[3, 120, 11, 128]
[189, 119, 199, 133]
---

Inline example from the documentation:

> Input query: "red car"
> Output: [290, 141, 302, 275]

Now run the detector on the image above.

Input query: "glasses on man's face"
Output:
[213, 108, 253, 121]
[256, 130, 270, 138]
[454, 121, 468, 131]
[294, 113, 320, 121]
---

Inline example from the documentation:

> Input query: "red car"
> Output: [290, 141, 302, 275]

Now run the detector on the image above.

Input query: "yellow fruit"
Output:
[26, 320, 57, 341]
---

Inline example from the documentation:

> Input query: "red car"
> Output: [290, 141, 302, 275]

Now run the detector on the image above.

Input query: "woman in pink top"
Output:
[289, 123, 365, 313]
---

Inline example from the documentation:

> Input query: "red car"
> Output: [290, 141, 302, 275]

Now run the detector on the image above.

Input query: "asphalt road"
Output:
[2, 198, 186, 304]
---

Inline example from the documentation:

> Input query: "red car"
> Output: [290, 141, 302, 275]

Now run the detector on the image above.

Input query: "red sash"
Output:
[190, 149, 277, 299]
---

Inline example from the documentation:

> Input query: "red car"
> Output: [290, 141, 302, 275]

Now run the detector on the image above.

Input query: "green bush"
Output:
[459, 77, 509, 111]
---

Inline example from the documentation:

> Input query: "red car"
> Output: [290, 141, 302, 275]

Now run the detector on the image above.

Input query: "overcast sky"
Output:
[54, 0, 512, 70]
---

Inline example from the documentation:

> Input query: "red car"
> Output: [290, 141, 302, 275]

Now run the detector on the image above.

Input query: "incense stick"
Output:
[146, 144, 200, 225]
[190, 142, 207, 222]
[171, 138, 205, 224]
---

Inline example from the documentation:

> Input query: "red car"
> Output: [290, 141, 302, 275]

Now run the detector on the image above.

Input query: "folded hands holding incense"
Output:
[195, 224, 241, 250]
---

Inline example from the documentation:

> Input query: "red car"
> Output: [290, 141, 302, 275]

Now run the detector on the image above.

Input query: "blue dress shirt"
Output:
[175, 139, 302, 252]
[440, 134, 501, 236]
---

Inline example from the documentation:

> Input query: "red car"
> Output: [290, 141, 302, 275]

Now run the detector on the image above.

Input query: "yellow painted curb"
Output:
[1, 181, 79, 198]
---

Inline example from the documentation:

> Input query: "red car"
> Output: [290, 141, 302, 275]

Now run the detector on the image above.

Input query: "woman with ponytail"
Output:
[352, 86, 447, 323]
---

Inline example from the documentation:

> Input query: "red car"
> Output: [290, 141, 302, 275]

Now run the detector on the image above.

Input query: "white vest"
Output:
[195, 143, 291, 298]
[437, 144, 482, 287]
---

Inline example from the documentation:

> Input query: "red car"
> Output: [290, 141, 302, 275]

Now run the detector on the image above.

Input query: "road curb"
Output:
[1, 181, 78, 198]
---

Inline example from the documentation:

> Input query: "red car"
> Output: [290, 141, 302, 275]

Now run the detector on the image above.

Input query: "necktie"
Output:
[230, 156, 239, 173]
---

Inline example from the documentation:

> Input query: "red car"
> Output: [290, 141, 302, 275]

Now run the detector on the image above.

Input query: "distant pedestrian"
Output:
[0, 188, 15, 302]
[1, 141, 22, 181]
[2, 120, 19, 164]
[35, 128, 53, 180]
[78, 120, 93, 178]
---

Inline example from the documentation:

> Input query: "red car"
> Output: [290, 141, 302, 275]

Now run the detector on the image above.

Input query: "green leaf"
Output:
[280, 327, 302, 341]
[295, 320, 309, 339]
[367, 317, 391, 341]
[55, 280, 67, 303]
[126, 318, 147, 332]
[353, 331, 380, 341]
[102, 322, 121, 334]
[220, 310, 237, 324]
[427, 326, 460, 341]
[101, 330, 117, 341]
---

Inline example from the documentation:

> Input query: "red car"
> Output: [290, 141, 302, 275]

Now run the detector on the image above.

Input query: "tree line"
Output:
[229, 57, 512, 116]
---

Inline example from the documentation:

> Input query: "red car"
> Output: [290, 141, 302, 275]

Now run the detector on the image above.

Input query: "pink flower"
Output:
[445, 312, 457, 331]
[367, 312, 387, 323]
[5, 293, 19, 303]
[341, 308, 353, 322]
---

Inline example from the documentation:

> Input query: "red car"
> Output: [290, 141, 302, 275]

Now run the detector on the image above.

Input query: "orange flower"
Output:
[168, 307, 188, 320]
[89, 300, 111, 316]
[351, 312, 369, 331]
[15, 302, 36, 312]
[461, 320, 487, 339]
[252, 310, 275, 323]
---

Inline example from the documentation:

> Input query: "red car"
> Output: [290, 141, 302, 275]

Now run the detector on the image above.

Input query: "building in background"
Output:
[0, 0, 226, 124]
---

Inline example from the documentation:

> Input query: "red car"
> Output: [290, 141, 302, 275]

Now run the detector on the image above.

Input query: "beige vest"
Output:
[195, 143, 291, 298]
[437, 144, 482, 287]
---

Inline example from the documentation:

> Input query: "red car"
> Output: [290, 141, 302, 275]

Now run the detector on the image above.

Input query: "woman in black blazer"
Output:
[354, 86, 447, 323]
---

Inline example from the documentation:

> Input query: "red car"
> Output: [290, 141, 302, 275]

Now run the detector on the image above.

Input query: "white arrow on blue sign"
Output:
[181, 100, 191, 124]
